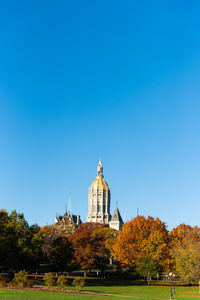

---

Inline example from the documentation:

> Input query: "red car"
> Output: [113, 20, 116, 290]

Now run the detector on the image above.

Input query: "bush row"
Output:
[1, 271, 85, 293]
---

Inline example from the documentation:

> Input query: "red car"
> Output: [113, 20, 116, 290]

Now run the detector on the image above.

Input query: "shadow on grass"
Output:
[85, 279, 146, 287]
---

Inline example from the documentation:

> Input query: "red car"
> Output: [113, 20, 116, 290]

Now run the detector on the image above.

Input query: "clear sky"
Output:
[0, 1, 200, 230]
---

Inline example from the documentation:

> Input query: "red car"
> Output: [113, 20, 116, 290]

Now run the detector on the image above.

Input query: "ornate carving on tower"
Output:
[87, 160, 111, 224]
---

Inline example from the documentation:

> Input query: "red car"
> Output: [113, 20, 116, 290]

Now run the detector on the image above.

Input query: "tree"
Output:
[0, 209, 18, 270]
[47, 237, 74, 271]
[170, 224, 200, 282]
[40, 224, 61, 255]
[112, 216, 170, 282]
[92, 226, 118, 264]
[69, 222, 108, 274]
[173, 238, 200, 283]
[136, 256, 158, 284]
[28, 224, 44, 266]
[0, 209, 43, 271]
[170, 224, 200, 247]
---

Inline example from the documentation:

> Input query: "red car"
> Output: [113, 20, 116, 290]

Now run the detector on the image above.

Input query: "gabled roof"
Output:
[111, 208, 123, 223]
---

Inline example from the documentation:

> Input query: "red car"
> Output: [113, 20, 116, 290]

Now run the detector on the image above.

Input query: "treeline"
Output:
[0, 209, 200, 283]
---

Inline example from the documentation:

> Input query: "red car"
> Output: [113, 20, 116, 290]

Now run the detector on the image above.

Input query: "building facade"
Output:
[87, 160, 123, 230]
[87, 160, 111, 224]
[55, 209, 82, 235]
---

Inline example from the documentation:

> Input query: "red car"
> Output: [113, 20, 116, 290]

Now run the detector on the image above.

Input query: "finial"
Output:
[68, 192, 71, 216]
[97, 159, 104, 178]
[116, 201, 118, 208]
[64, 204, 67, 216]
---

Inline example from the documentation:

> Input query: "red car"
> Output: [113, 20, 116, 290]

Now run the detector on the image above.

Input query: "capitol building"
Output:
[55, 160, 123, 231]
[87, 160, 123, 230]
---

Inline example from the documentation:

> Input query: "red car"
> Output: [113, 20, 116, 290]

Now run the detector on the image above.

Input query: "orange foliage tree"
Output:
[170, 224, 200, 247]
[112, 216, 170, 282]
[69, 222, 116, 274]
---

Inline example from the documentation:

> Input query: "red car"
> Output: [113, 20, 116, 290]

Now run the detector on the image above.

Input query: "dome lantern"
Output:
[97, 159, 104, 178]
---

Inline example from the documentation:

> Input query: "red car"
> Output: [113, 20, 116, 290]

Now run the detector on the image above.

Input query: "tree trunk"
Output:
[147, 274, 150, 285]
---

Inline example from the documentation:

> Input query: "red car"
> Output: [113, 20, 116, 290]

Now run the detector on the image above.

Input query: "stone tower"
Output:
[109, 207, 124, 230]
[87, 160, 111, 224]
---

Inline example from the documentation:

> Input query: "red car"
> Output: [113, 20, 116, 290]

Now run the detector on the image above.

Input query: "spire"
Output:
[111, 207, 123, 223]
[68, 192, 71, 216]
[64, 204, 68, 216]
[97, 159, 104, 178]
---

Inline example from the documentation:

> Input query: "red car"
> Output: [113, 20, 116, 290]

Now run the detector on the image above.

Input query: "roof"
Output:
[90, 177, 110, 191]
[111, 208, 123, 223]
[55, 214, 82, 225]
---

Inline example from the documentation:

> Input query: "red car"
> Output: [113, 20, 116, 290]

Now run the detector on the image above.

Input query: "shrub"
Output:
[0, 280, 6, 286]
[43, 273, 55, 289]
[72, 277, 85, 293]
[12, 270, 30, 287]
[57, 275, 68, 289]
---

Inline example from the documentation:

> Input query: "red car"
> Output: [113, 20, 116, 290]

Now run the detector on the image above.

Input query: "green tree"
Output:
[0, 209, 44, 271]
[47, 237, 74, 271]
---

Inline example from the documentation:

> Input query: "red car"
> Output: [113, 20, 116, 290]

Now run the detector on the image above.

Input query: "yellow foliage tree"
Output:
[170, 224, 200, 281]
[112, 216, 170, 282]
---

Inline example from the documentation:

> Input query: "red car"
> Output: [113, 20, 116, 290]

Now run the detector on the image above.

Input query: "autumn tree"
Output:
[112, 216, 170, 283]
[92, 226, 118, 264]
[169, 224, 200, 247]
[69, 222, 114, 274]
[170, 224, 200, 282]
[174, 238, 200, 283]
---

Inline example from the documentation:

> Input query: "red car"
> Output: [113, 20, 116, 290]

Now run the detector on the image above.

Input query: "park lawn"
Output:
[68, 281, 200, 299]
[83, 285, 200, 299]
[0, 289, 127, 300]
[0, 286, 200, 300]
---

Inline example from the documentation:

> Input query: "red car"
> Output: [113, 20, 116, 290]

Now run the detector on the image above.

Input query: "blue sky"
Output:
[0, 1, 200, 230]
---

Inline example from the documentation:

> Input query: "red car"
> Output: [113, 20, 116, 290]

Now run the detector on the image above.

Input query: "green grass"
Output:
[0, 289, 126, 300]
[0, 285, 200, 300]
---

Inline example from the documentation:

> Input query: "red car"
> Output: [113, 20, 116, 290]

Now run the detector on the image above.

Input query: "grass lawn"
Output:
[0, 285, 200, 300]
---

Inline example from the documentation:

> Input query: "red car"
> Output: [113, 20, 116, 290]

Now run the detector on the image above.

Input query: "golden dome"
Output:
[90, 177, 110, 191]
